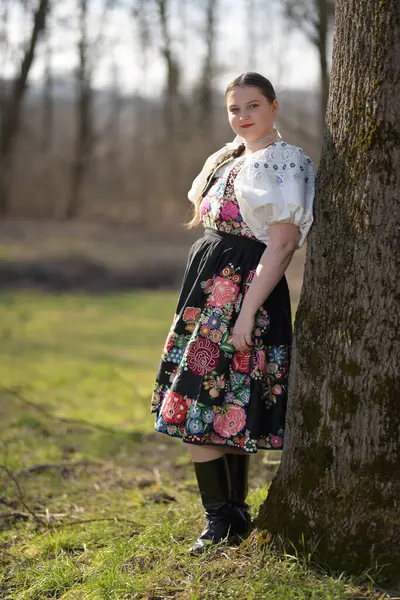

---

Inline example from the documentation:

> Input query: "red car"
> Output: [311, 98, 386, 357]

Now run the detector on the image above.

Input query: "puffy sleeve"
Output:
[240, 144, 316, 248]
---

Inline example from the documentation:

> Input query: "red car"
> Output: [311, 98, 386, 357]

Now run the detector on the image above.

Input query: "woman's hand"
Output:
[231, 310, 255, 353]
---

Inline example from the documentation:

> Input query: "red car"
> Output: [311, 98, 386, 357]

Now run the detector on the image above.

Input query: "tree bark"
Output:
[0, 0, 49, 216]
[256, 0, 400, 584]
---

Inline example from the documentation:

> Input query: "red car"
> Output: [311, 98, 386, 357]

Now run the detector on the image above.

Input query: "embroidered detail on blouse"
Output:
[252, 144, 310, 189]
[200, 157, 258, 239]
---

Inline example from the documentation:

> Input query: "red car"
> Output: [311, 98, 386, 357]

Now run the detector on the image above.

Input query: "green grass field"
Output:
[0, 291, 391, 599]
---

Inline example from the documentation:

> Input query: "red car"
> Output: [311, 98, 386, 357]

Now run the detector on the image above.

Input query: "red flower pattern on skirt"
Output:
[232, 351, 251, 373]
[186, 336, 220, 376]
[161, 391, 187, 424]
[207, 276, 239, 308]
[183, 306, 201, 323]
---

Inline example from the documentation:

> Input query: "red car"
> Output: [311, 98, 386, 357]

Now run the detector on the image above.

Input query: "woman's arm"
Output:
[231, 223, 299, 353]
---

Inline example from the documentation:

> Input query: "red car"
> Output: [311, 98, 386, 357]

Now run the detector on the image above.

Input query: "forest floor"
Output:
[0, 289, 397, 600]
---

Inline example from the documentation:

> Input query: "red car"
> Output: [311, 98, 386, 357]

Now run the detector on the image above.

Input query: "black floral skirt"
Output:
[150, 227, 293, 454]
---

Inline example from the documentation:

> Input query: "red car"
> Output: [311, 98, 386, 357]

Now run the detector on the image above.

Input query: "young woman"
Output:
[150, 72, 315, 554]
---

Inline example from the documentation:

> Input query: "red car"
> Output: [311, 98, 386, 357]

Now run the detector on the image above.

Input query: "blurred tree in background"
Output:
[280, 0, 335, 136]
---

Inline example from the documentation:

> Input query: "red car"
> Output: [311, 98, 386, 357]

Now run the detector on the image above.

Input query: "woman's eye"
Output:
[230, 108, 239, 113]
[249, 104, 259, 109]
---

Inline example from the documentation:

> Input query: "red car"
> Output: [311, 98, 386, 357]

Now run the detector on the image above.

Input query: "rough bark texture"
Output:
[256, 0, 400, 584]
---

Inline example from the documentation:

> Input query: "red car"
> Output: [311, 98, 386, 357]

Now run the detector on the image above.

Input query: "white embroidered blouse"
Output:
[188, 134, 316, 249]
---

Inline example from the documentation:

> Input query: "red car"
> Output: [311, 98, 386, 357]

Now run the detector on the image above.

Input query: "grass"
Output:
[0, 290, 393, 599]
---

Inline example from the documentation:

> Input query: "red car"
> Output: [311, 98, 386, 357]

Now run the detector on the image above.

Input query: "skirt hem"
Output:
[153, 426, 283, 455]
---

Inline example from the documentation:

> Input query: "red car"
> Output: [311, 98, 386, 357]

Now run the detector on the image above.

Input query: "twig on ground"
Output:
[53, 516, 139, 527]
[0, 465, 45, 525]
[0, 511, 30, 520]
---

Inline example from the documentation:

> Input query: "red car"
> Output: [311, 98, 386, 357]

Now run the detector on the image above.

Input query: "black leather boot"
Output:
[189, 455, 248, 554]
[225, 453, 252, 534]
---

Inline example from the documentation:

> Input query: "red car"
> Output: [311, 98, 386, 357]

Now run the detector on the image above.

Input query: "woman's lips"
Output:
[240, 124, 254, 128]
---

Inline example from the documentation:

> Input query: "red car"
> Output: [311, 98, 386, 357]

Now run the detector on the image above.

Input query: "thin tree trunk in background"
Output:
[0, 0, 10, 116]
[105, 58, 122, 177]
[199, 0, 217, 131]
[42, 27, 54, 153]
[66, 0, 92, 220]
[281, 0, 334, 139]
[156, 0, 180, 136]
[0, 0, 48, 216]
[256, 0, 400, 583]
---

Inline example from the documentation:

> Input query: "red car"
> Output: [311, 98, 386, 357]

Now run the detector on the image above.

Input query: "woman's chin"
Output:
[236, 130, 260, 141]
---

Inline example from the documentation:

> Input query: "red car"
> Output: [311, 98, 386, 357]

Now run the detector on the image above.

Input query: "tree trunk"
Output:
[42, 26, 54, 153]
[66, 0, 92, 220]
[157, 0, 181, 136]
[0, 0, 48, 216]
[199, 0, 217, 130]
[256, 0, 400, 584]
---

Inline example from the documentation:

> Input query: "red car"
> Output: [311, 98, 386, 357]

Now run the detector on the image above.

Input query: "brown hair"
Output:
[225, 72, 276, 103]
[186, 72, 276, 229]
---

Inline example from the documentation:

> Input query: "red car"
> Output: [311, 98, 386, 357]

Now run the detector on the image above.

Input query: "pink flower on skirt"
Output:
[213, 404, 246, 438]
[207, 276, 239, 308]
[220, 201, 240, 221]
[270, 434, 283, 448]
[257, 350, 266, 374]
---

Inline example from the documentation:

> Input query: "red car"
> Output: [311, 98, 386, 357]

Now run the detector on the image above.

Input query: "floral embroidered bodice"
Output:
[199, 157, 258, 240]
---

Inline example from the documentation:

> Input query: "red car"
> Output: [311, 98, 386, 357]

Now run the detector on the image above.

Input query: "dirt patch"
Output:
[0, 257, 183, 292]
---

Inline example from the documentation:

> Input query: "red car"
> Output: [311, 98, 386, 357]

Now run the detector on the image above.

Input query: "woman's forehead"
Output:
[226, 86, 264, 105]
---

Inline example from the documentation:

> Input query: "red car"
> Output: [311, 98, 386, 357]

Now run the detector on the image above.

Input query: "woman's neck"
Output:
[243, 128, 279, 156]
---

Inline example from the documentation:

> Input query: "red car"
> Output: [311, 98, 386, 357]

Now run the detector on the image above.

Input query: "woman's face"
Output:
[226, 85, 278, 141]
